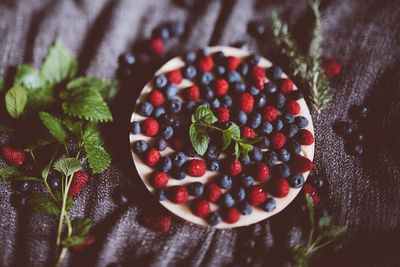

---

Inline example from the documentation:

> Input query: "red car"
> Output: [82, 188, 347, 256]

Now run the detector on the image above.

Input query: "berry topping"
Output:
[167, 69, 183, 84]
[146, 149, 161, 167]
[252, 66, 266, 90]
[254, 162, 269, 181]
[226, 56, 241, 70]
[215, 79, 229, 96]
[223, 207, 240, 223]
[188, 182, 204, 197]
[191, 198, 211, 218]
[286, 100, 300, 115]
[228, 159, 242, 176]
[169, 186, 188, 204]
[142, 118, 159, 137]
[149, 90, 165, 107]
[297, 129, 314, 145]
[187, 159, 207, 177]
[206, 183, 222, 202]
[279, 78, 294, 95]
[216, 107, 230, 123]
[151, 172, 168, 188]
[186, 85, 200, 101]
[269, 178, 290, 198]
[303, 184, 320, 204]
[207, 211, 222, 226]
[241, 127, 255, 138]
[240, 93, 254, 113]
[262, 106, 277, 122]
[290, 154, 314, 173]
[271, 132, 286, 149]
[198, 56, 214, 72]
[248, 186, 266, 206]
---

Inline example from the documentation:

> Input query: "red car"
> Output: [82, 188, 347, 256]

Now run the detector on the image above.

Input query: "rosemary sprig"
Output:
[270, 0, 332, 113]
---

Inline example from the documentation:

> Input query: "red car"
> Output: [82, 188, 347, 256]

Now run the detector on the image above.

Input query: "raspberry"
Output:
[169, 186, 188, 204]
[73, 234, 95, 252]
[223, 207, 240, 223]
[191, 198, 211, 218]
[254, 162, 269, 181]
[271, 132, 286, 149]
[142, 118, 159, 137]
[303, 184, 320, 204]
[252, 66, 266, 90]
[226, 56, 240, 70]
[149, 90, 165, 107]
[248, 186, 266, 206]
[146, 148, 161, 166]
[322, 57, 340, 78]
[198, 56, 214, 72]
[269, 178, 290, 198]
[167, 69, 183, 84]
[143, 213, 171, 232]
[1, 146, 25, 167]
[241, 127, 255, 138]
[290, 154, 314, 173]
[206, 183, 222, 202]
[228, 159, 242, 176]
[297, 129, 314, 145]
[152, 171, 168, 188]
[186, 85, 200, 101]
[262, 106, 277, 122]
[240, 93, 254, 113]
[217, 107, 230, 123]
[149, 38, 164, 56]
[68, 171, 88, 197]
[280, 79, 294, 95]
[172, 138, 184, 151]
[215, 79, 229, 96]
[286, 100, 300, 115]
[187, 159, 206, 177]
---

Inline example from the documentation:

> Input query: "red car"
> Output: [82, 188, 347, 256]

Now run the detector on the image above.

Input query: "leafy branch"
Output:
[270, 0, 332, 113]
[189, 105, 262, 160]
[291, 195, 346, 267]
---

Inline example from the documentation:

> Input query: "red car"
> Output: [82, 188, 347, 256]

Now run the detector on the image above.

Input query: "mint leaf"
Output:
[240, 143, 253, 160]
[189, 124, 209, 156]
[306, 194, 315, 229]
[239, 136, 263, 145]
[72, 218, 92, 236]
[318, 216, 332, 229]
[228, 124, 240, 139]
[67, 77, 119, 102]
[14, 64, 46, 90]
[62, 88, 113, 122]
[234, 142, 240, 161]
[27, 193, 60, 215]
[54, 157, 82, 176]
[5, 85, 27, 119]
[0, 166, 21, 181]
[61, 235, 87, 248]
[39, 112, 69, 145]
[222, 129, 232, 150]
[40, 40, 77, 85]
[84, 144, 111, 173]
[192, 105, 217, 125]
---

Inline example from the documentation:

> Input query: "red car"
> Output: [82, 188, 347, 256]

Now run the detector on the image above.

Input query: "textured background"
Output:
[0, 0, 400, 266]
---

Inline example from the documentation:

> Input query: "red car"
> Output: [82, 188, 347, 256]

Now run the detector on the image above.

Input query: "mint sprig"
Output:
[189, 105, 262, 160]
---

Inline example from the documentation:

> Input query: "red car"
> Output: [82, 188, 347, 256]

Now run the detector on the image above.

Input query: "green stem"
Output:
[56, 173, 74, 245]
[199, 124, 223, 132]
[29, 151, 40, 171]
[65, 214, 72, 237]
[44, 180, 58, 203]
[55, 247, 67, 267]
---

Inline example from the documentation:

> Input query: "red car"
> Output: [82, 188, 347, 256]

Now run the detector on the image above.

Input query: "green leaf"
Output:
[5, 85, 27, 119]
[228, 124, 240, 139]
[83, 122, 103, 146]
[0, 166, 21, 181]
[240, 143, 253, 160]
[222, 129, 232, 150]
[67, 77, 119, 102]
[27, 194, 60, 215]
[326, 226, 346, 238]
[40, 40, 77, 85]
[53, 157, 82, 177]
[54, 191, 73, 211]
[238, 136, 263, 145]
[191, 105, 217, 125]
[306, 194, 315, 229]
[39, 112, 69, 145]
[234, 142, 240, 161]
[12, 176, 42, 182]
[62, 88, 113, 122]
[189, 124, 209, 156]
[63, 117, 83, 138]
[61, 235, 87, 248]
[84, 144, 111, 173]
[14, 64, 46, 90]
[0, 77, 4, 92]
[71, 218, 93, 236]
[318, 216, 332, 229]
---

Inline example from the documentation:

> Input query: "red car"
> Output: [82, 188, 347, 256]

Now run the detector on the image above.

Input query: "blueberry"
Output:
[282, 113, 294, 124]
[218, 174, 232, 189]
[233, 81, 246, 94]
[48, 175, 61, 190]
[241, 154, 251, 165]
[161, 113, 175, 126]
[212, 51, 225, 64]
[168, 21, 185, 37]
[185, 101, 196, 112]
[288, 172, 304, 188]
[205, 145, 220, 160]
[249, 85, 259, 96]
[215, 65, 226, 76]
[243, 238, 256, 249]
[158, 156, 172, 172]
[278, 148, 291, 162]
[334, 121, 353, 136]
[273, 93, 286, 108]
[273, 119, 283, 131]
[161, 125, 174, 140]
[287, 90, 304, 100]
[286, 139, 301, 154]
[347, 143, 363, 155]
[198, 48, 209, 57]
[156, 189, 166, 201]
[188, 182, 204, 197]
[211, 98, 221, 109]
[207, 211, 222, 226]
[153, 107, 166, 118]
[165, 84, 178, 99]
[249, 113, 262, 129]
[237, 201, 253, 215]
[131, 122, 140, 135]
[182, 65, 197, 79]
[255, 93, 267, 108]
[184, 51, 196, 63]
[248, 21, 265, 37]
[154, 75, 168, 89]
[11, 193, 27, 209]
[208, 160, 220, 172]
[272, 163, 291, 178]
[221, 95, 233, 108]
[240, 174, 254, 188]
[13, 181, 31, 193]
[264, 150, 278, 167]
[167, 99, 182, 114]
[186, 146, 199, 157]
[238, 62, 249, 76]
[350, 105, 370, 120]
[232, 187, 246, 201]
[172, 120, 182, 129]
[133, 140, 148, 154]
[152, 25, 170, 40]
[200, 72, 213, 85]
[114, 190, 129, 206]
[295, 116, 309, 128]
[138, 102, 153, 117]
[220, 193, 235, 208]
[247, 53, 261, 65]
[266, 65, 283, 80]
[260, 122, 273, 134]
[284, 123, 299, 138]
[119, 52, 136, 67]
[312, 177, 324, 189]
[171, 168, 187, 180]
[155, 139, 166, 152]
[261, 198, 276, 212]
[351, 131, 365, 143]
[226, 70, 241, 83]
[265, 82, 278, 94]
[172, 152, 187, 167]
[203, 86, 215, 100]
[258, 136, 270, 149]
[235, 111, 248, 126]
[250, 147, 263, 162]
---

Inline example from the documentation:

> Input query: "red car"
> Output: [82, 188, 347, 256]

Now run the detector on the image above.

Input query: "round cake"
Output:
[129, 46, 315, 228]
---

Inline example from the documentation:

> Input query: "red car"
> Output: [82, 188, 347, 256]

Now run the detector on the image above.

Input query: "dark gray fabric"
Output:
[0, 0, 400, 266]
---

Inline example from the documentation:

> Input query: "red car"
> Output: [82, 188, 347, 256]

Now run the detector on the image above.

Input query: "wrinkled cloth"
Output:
[0, 0, 400, 266]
